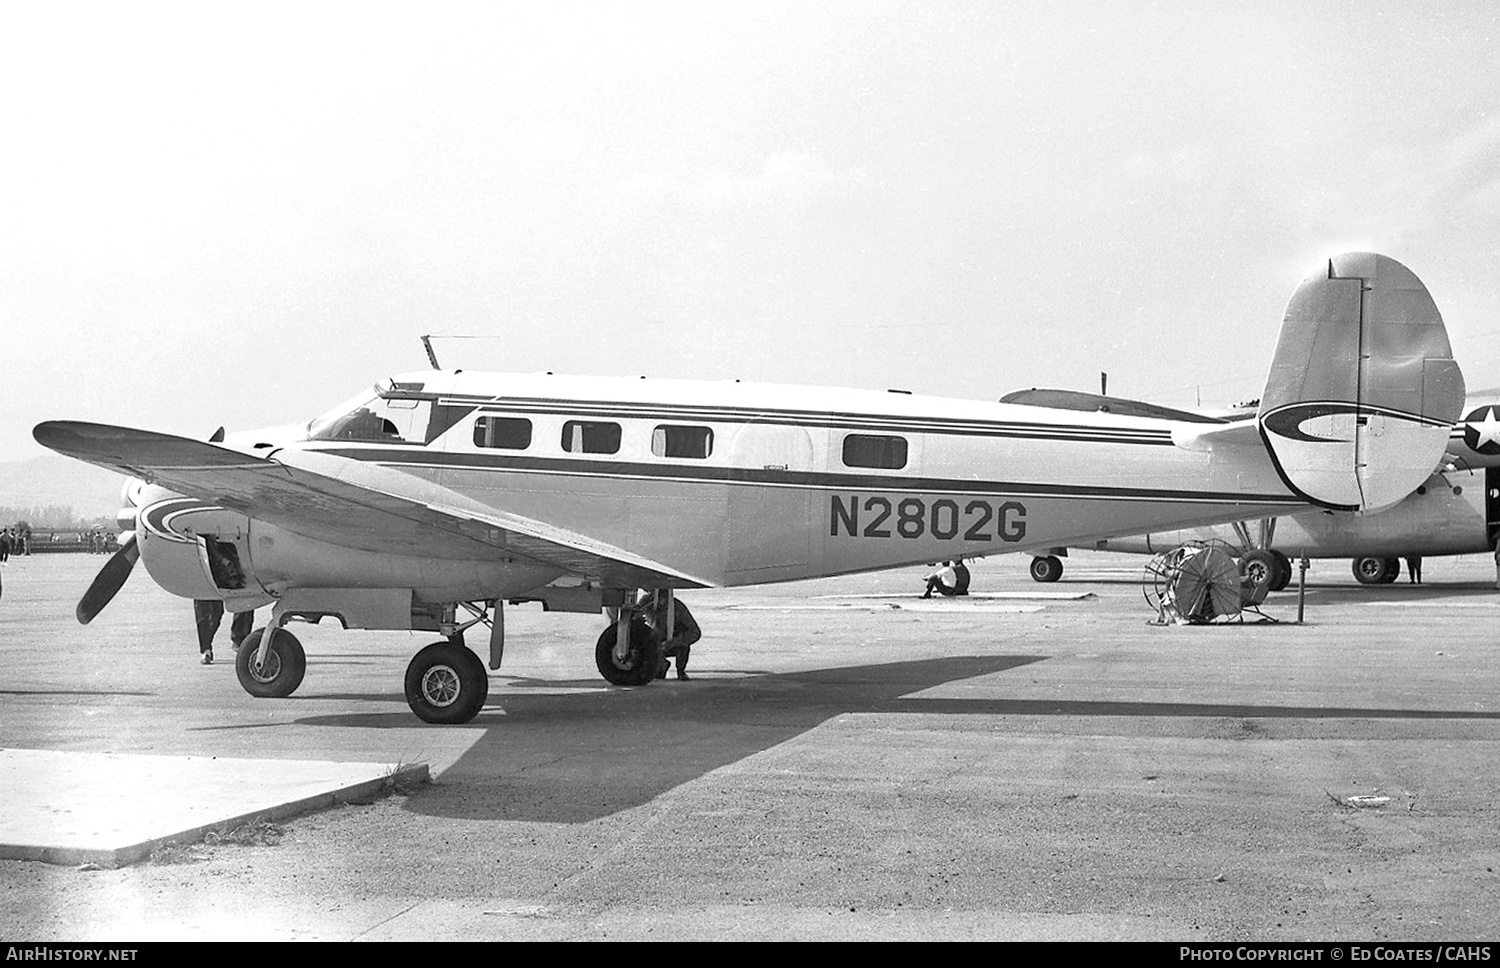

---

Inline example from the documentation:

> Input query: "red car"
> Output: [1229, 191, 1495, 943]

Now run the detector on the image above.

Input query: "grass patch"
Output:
[382, 761, 430, 796]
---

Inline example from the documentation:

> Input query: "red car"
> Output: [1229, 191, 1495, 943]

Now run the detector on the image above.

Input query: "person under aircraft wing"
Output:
[32, 420, 715, 590]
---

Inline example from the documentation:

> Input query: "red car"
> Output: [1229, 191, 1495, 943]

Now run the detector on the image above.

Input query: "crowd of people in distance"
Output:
[0, 527, 30, 561]
[0, 526, 119, 557]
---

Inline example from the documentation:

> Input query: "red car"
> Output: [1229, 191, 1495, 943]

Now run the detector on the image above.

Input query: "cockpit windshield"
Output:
[306, 380, 432, 443]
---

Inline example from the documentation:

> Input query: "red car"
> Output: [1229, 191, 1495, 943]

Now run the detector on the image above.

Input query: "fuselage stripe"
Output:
[311, 446, 1305, 506]
[429, 395, 1176, 443]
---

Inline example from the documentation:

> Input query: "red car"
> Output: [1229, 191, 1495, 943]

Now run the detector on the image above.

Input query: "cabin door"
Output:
[727, 425, 815, 573]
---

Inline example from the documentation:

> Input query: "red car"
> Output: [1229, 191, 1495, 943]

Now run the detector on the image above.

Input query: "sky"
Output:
[4, 0, 1500, 464]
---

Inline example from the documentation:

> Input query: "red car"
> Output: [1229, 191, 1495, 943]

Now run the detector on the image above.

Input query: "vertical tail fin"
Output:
[1257, 253, 1464, 511]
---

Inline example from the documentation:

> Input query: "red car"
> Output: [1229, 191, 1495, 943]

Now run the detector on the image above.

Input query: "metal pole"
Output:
[1296, 554, 1309, 623]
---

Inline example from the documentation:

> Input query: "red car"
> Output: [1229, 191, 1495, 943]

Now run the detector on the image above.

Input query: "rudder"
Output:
[1257, 253, 1464, 511]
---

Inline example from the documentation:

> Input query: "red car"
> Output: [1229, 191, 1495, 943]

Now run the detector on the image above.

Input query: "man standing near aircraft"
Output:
[193, 600, 254, 665]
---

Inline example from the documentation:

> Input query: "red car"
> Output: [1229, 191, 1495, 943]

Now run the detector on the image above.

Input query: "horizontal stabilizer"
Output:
[1170, 418, 1260, 452]
[1257, 253, 1464, 511]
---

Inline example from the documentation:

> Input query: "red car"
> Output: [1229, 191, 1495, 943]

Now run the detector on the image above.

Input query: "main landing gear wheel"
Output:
[1269, 551, 1293, 591]
[1029, 555, 1064, 583]
[235, 628, 307, 698]
[1352, 556, 1399, 585]
[1238, 549, 1285, 598]
[404, 642, 489, 725]
[595, 617, 664, 686]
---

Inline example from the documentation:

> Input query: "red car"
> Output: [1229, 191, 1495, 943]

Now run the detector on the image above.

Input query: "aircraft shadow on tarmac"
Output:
[291, 653, 1500, 824]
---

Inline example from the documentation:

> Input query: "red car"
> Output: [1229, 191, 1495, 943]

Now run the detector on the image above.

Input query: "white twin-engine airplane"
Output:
[34, 253, 1464, 725]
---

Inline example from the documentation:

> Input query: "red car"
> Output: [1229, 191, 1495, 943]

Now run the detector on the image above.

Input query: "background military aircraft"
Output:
[1014, 398, 1500, 589]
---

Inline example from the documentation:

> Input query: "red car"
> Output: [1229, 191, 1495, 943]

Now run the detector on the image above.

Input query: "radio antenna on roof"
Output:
[420, 335, 441, 370]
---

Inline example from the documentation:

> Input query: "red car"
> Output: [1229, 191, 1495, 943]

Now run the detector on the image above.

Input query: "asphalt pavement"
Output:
[1, 551, 1497, 941]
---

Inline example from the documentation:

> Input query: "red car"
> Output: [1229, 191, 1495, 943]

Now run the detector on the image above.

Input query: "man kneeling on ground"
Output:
[641, 591, 702, 681]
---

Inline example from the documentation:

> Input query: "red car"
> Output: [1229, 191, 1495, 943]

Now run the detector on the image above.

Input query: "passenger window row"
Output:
[473, 417, 715, 459]
[471, 418, 908, 469]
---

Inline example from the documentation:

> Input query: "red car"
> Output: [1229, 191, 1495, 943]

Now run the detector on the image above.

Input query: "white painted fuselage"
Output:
[193, 370, 1309, 595]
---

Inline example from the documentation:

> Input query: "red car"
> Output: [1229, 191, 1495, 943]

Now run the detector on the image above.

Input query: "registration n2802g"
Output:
[829, 495, 1026, 542]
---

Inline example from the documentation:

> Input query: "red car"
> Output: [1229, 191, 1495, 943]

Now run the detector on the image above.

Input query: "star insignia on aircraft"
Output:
[1463, 406, 1500, 455]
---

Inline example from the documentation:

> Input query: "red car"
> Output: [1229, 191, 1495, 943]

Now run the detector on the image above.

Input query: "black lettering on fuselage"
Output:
[830, 495, 858, 536]
[829, 495, 1027, 543]
[997, 500, 1026, 541]
[962, 500, 992, 540]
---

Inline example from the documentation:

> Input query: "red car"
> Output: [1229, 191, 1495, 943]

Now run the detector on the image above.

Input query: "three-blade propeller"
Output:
[76, 532, 139, 625]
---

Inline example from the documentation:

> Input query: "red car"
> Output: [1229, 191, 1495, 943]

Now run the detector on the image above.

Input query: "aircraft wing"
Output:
[32, 421, 715, 589]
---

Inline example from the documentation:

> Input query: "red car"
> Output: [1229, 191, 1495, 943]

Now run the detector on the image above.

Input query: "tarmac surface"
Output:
[1, 551, 1497, 941]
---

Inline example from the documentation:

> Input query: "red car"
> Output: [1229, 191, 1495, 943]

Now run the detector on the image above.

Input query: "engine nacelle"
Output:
[132, 484, 565, 627]
[135, 487, 268, 607]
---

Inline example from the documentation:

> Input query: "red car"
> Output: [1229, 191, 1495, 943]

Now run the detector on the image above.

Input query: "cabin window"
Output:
[652, 424, 714, 459]
[561, 420, 621, 454]
[842, 433, 908, 469]
[473, 416, 532, 450]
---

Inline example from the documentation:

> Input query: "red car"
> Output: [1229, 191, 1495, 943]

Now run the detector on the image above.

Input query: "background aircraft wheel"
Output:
[1029, 555, 1063, 583]
[1269, 551, 1293, 591]
[595, 617, 663, 686]
[1351, 556, 1396, 585]
[1238, 550, 1280, 598]
[404, 642, 488, 724]
[235, 628, 307, 698]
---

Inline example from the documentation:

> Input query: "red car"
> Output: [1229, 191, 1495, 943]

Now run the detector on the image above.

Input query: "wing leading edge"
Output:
[32, 421, 715, 590]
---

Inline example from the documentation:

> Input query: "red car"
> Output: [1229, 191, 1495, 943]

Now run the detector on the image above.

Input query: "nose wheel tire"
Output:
[595, 617, 664, 686]
[404, 642, 489, 724]
[235, 628, 307, 698]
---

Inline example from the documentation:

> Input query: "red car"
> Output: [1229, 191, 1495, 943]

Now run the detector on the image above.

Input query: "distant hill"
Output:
[0, 454, 125, 522]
